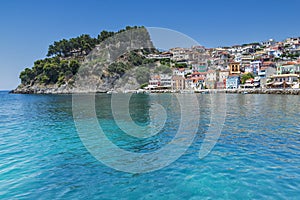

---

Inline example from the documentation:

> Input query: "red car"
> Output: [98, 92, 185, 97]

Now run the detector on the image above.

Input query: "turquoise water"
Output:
[0, 91, 300, 199]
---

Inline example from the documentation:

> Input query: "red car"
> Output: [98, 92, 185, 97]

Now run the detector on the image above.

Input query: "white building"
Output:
[261, 39, 276, 47]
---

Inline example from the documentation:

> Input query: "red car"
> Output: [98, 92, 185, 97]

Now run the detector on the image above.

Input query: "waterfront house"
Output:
[266, 74, 299, 88]
[216, 70, 229, 89]
[226, 75, 240, 89]
[242, 77, 260, 88]
[148, 75, 161, 89]
[258, 66, 276, 88]
[160, 74, 172, 88]
[185, 78, 194, 89]
[147, 74, 172, 90]
[191, 72, 207, 79]
[205, 70, 217, 89]
[191, 77, 205, 89]
[172, 75, 186, 90]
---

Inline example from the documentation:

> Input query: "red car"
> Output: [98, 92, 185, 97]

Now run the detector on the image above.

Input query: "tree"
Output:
[154, 65, 172, 74]
[107, 62, 129, 75]
[98, 30, 114, 42]
[241, 73, 254, 84]
[69, 60, 80, 74]
[19, 68, 34, 85]
[136, 67, 150, 84]
[43, 63, 59, 83]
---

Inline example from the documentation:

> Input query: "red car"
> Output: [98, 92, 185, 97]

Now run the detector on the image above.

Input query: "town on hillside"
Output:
[144, 37, 300, 91]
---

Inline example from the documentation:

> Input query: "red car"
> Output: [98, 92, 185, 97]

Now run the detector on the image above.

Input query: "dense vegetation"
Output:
[20, 58, 80, 86]
[19, 26, 149, 86]
[241, 72, 254, 84]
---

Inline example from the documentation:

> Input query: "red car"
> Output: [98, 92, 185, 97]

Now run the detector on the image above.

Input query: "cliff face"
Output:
[11, 27, 160, 94]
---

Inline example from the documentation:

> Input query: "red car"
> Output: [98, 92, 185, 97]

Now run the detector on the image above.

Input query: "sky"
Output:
[1, 0, 300, 90]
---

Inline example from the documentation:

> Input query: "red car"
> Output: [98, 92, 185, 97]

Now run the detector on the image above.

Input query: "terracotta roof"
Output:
[263, 61, 274, 65]
[172, 75, 185, 80]
[152, 75, 160, 79]
[284, 61, 296, 65]
[191, 77, 204, 82]
[192, 72, 207, 75]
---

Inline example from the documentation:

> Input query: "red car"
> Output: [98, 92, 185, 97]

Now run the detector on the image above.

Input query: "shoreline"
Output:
[9, 88, 300, 95]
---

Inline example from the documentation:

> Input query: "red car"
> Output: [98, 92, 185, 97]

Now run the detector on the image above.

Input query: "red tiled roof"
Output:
[192, 72, 207, 75]
[286, 61, 296, 65]
[263, 61, 274, 65]
[191, 77, 204, 82]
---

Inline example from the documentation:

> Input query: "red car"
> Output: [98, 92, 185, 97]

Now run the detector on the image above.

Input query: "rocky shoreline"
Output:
[10, 85, 300, 95]
[222, 88, 300, 95]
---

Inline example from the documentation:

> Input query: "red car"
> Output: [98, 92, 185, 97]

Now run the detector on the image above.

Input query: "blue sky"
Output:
[1, 0, 300, 90]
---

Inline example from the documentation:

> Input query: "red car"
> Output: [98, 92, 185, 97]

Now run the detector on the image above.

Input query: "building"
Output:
[242, 77, 260, 88]
[191, 72, 207, 79]
[229, 62, 241, 75]
[262, 61, 276, 69]
[148, 75, 160, 89]
[226, 75, 240, 89]
[172, 75, 185, 90]
[147, 74, 172, 90]
[284, 37, 300, 46]
[192, 65, 207, 72]
[191, 77, 205, 89]
[267, 48, 282, 58]
[247, 61, 262, 74]
[169, 47, 189, 61]
[160, 74, 172, 88]
[216, 70, 229, 89]
[205, 70, 217, 89]
[173, 68, 186, 76]
[261, 39, 276, 47]
[277, 64, 300, 75]
[267, 74, 299, 88]
[258, 66, 276, 88]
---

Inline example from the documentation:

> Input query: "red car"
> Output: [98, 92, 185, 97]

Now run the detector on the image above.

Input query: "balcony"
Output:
[258, 71, 266, 76]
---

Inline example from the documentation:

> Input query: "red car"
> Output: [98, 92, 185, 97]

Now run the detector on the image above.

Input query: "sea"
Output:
[0, 90, 300, 199]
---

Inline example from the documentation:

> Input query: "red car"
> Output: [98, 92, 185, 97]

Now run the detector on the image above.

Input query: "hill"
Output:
[11, 26, 165, 94]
